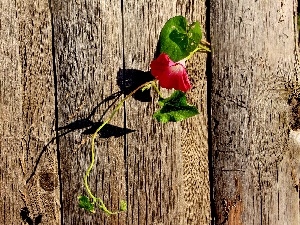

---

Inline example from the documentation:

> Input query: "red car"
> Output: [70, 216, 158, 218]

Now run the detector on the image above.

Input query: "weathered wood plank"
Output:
[123, 3, 183, 224]
[123, 1, 210, 225]
[177, 3, 211, 224]
[210, 0, 299, 224]
[0, 0, 59, 224]
[0, 1, 24, 224]
[52, 1, 126, 224]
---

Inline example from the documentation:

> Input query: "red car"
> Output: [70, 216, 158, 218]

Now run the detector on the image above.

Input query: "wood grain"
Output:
[52, 0, 126, 224]
[177, 2, 211, 224]
[123, 3, 183, 224]
[120, 1, 210, 224]
[210, 0, 300, 224]
[0, 0, 59, 224]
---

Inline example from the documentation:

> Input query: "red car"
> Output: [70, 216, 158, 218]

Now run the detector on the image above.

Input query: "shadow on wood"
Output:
[20, 207, 42, 225]
[117, 68, 154, 102]
[26, 68, 152, 185]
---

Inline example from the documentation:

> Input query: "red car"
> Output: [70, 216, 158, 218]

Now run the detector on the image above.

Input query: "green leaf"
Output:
[78, 195, 95, 213]
[153, 91, 199, 123]
[159, 16, 202, 62]
[119, 200, 127, 212]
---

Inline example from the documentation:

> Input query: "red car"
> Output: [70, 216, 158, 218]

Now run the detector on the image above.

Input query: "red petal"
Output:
[150, 53, 191, 92]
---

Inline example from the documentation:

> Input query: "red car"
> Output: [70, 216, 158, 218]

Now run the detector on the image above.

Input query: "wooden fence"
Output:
[0, 0, 299, 225]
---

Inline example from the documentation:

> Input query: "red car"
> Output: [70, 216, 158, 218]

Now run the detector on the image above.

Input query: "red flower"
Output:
[150, 53, 191, 92]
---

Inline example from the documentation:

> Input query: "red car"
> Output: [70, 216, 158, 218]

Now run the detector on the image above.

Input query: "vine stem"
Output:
[152, 82, 163, 98]
[83, 80, 156, 214]
[184, 43, 211, 61]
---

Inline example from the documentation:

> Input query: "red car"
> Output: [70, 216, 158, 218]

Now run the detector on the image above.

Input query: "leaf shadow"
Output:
[82, 121, 135, 138]
[20, 207, 42, 225]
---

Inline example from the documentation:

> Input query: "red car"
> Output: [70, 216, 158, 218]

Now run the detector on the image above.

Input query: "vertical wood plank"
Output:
[0, 0, 59, 224]
[123, 1, 210, 224]
[0, 1, 24, 223]
[52, 1, 126, 224]
[210, 0, 299, 224]
[176, 2, 211, 224]
[122, 3, 182, 223]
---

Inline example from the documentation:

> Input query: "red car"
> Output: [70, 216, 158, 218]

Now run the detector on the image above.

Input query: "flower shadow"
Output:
[117, 68, 154, 102]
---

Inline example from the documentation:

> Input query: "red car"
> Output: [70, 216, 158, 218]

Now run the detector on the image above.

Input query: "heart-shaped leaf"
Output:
[154, 90, 199, 123]
[159, 16, 202, 62]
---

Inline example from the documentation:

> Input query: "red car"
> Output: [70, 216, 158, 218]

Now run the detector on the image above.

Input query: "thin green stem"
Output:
[197, 44, 211, 52]
[83, 80, 154, 214]
[152, 81, 163, 98]
[183, 43, 211, 61]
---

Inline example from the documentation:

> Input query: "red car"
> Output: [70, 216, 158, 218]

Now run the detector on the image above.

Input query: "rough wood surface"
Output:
[52, 1, 126, 224]
[123, 1, 210, 225]
[0, 0, 59, 224]
[210, 0, 300, 224]
[123, 3, 183, 224]
[178, 3, 211, 224]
